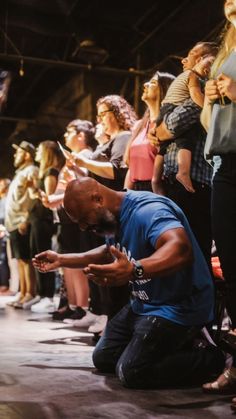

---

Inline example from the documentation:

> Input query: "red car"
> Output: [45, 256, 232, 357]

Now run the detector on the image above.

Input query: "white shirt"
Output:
[5, 163, 39, 232]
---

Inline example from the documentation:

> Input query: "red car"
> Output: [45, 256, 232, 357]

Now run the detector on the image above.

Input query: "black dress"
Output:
[29, 168, 59, 298]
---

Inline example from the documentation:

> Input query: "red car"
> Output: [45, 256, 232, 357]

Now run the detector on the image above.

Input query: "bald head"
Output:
[64, 177, 99, 221]
[65, 177, 99, 202]
[63, 177, 123, 235]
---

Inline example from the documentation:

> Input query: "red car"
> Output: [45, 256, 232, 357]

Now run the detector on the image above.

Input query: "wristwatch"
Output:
[131, 260, 144, 279]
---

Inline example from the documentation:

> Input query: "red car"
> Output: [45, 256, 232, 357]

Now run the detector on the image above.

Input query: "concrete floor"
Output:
[0, 295, 235, 419]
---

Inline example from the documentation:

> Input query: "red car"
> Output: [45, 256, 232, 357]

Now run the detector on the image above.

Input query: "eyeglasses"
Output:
[96, 110, 113, 121]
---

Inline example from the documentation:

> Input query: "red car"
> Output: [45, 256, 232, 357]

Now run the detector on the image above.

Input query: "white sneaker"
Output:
[31, 297, 55, 313]
[64, 310, 98, 327]
[23, 295, 41, 310]
[6, 292, 23, 307]
[88, 315, 108, 334]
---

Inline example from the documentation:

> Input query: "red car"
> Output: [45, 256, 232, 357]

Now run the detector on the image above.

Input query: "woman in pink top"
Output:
[124, 71, 175, 191]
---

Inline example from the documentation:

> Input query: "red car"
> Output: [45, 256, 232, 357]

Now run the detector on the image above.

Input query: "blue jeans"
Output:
[93, 304, 225, 389]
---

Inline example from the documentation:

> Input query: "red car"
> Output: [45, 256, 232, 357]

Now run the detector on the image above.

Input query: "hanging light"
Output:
[19, 58, 24, 76]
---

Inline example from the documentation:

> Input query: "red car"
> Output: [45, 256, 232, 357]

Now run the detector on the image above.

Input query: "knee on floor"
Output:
[92, 349, 115, 374]
[116, 361, 141, 389]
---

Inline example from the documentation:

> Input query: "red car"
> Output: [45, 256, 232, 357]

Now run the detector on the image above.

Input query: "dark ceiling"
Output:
[0, 0, 225, 176]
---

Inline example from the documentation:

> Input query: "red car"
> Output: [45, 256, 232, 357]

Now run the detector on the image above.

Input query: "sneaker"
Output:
[88, 315, 108, 334]
[7, 293, 23, 307]
[13, 301, 24, 309]
[31, 297, 55, 313]
[63, 306, 86, 321]
[52, 306, 74, 321]
[23, 295, 41, 310]
[13, 294, 26, 309]
[64, 310, 98, 327]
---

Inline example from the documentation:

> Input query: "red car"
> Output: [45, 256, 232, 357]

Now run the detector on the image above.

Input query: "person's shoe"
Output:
[22, 295, 41, 310]
[12, 294, 25, 309]
[52, 306, 74, 321]
[63, 306, 86, 321]
[64, 310, 98, 327]
[31, 297, 55, 313]
[7, 293, 23, 307]
[88, 315, 108, 334]
[203, 368, 236, 393]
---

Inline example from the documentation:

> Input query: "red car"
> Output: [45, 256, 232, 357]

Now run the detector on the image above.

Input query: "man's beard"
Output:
[89, 208, 117, 236]
[14, 158, 22, 168]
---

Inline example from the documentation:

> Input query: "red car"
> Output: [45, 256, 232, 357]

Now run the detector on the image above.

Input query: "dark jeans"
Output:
[93, 304, 225, 389]
[212, 154, 236, 329]
[163, 177, 212, 273]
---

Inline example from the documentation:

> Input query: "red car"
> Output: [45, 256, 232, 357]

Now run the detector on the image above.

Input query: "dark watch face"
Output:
[135, 264, 144, 278]
[135, 266, 143, 278]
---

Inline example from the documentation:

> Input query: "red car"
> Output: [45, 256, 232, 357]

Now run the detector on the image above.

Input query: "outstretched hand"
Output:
[32, 250, 61, 272]
[83, 245, 133, 287]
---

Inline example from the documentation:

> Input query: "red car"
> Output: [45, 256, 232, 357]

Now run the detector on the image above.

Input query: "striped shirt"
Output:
[162, 70, 191, 106]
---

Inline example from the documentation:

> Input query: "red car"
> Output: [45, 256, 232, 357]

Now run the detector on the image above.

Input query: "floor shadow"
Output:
[38, 335, 96, 346]
[21, 364, 95, 371]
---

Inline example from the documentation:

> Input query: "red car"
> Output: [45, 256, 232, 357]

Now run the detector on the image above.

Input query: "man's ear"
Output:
[196, 56, 203, 64]
[25, 151, 32, 162]
[91, 192, 103, 204]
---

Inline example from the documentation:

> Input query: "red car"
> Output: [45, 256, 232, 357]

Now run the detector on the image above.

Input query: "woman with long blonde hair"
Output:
[28, 140, 64, 312]
[201, 1, 236, 402]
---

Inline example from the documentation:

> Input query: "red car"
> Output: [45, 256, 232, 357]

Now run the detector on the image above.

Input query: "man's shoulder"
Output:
[125, 190, 174, 211]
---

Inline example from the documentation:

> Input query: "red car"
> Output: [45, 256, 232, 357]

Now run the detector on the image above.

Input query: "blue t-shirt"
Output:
[118, 190, 214, 327]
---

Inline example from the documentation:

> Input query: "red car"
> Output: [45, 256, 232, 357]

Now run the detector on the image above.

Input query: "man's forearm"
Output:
[77, 157, 115, 179]
[59, 245, 111, 268]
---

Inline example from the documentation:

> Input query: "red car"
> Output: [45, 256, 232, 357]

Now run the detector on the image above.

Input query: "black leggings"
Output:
[30, 220, 56, 298]
[212, 154, 236, 329]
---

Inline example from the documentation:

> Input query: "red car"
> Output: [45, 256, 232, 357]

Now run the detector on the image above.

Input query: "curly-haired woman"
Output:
[72, 94, 137, 190]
